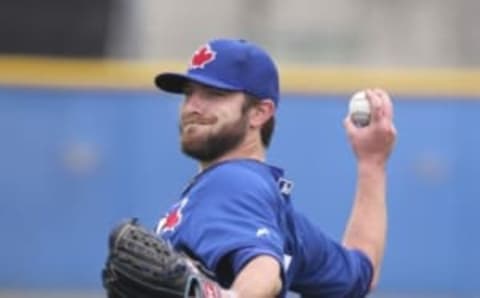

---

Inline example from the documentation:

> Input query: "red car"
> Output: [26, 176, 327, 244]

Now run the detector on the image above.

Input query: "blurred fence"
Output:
[0, 79, 479, 296]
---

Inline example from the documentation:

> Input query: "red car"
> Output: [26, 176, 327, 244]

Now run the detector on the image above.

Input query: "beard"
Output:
[179, 113, 249, 163]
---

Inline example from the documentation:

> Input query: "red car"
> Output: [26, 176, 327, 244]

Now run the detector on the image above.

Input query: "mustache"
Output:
[181, 113, 217, 126]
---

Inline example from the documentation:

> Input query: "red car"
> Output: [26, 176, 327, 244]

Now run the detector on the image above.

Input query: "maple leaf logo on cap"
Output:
[189, 44, 216, 69]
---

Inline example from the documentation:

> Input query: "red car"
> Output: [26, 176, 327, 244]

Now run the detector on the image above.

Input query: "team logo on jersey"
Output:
[156, 197, 188, 234]
[278, 177, 294, 196]
[256, 227, 270, 238]
[189, 44, 216, 69]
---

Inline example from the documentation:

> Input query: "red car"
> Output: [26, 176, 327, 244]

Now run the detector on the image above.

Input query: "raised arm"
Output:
[342, 89, 396, 289]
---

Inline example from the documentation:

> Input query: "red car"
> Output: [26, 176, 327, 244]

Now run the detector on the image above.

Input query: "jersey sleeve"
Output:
[291, 212, 373, 297]
[179, 164, 285, 286]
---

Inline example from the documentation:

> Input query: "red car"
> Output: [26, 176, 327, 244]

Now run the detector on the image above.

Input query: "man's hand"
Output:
[344, 89, 396, 167]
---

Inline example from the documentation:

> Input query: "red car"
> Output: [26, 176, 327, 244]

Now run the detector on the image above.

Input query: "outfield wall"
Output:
[0, 59, 479, 296]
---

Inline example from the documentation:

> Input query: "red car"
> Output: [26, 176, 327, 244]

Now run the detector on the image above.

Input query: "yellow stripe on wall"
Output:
[281, 66, 480, 97]
[0, 55, 479, 97]
[0, 55, 177, 90]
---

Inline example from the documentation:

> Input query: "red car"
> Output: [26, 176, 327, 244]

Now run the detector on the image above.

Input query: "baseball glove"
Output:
[102, 218, 223, 298]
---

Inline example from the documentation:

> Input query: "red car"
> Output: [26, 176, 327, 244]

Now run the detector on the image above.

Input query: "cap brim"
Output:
[154, 72, 242, 94]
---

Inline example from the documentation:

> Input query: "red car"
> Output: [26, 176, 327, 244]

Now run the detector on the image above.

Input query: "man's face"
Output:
[179, 82, 250, 162]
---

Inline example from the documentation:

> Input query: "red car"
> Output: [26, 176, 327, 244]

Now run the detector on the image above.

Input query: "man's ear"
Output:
[249, 99, 275, 129]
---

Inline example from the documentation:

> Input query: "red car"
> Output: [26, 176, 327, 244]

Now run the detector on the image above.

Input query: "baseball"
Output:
[348, 91, 371, 127]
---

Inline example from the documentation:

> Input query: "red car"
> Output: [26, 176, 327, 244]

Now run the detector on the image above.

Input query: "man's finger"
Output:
[366, 89, 383, 123]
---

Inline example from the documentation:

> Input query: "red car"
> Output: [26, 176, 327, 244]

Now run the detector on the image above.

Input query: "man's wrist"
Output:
[357, 160, 387, 173]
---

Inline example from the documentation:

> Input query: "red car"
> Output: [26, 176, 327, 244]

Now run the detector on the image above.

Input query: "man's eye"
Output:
[183, 87, 193, 96]
[208, 90, 229, 97]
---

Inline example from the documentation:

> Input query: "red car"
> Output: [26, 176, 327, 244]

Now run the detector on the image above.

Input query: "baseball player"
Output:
[102, 38, 396, 298]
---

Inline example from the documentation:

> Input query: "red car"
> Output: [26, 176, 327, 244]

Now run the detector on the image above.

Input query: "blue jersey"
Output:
[155, 159, 373, 297]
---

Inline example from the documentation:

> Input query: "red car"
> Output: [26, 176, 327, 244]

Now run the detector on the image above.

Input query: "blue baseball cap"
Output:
[155, 38, 280, 105]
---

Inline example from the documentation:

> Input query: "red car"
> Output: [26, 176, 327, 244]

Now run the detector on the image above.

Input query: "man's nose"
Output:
[183, 92, 205, 113]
